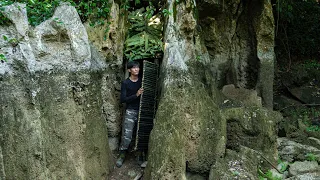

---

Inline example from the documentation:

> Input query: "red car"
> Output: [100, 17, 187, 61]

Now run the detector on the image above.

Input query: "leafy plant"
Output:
[124, 4, 163, 61]
[0, 54, 7, 63]
[162, 9, 172, 17]
[277, 159, 288, 173]
[120, 0, 130, 11]
[196, 55, 201, 61]
[232, 170, 240, 176]
[306, 125, 320, 132]
[3, 35, 19, 47]
[305, 153, 319, 161]
[258, 169, 282, 180]
[0, 0, 111, 28]
[285, 107, 320, 132]
[53, 17, 63, 25]
[3, 35, 8, 41]
[302, 59, 320, 69]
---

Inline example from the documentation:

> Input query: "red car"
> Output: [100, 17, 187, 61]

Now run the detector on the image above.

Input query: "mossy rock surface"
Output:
[0, 70, 111, 179]
[145, 65, 226, 179]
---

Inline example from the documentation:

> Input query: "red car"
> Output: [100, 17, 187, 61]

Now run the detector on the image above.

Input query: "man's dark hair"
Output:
[127, 61, 140, 69]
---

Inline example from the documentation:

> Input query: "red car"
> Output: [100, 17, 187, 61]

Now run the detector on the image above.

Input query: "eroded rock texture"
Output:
[0, 2, 124, 179]
[145, 0, 279, 179]
[198, 0, 275, 108]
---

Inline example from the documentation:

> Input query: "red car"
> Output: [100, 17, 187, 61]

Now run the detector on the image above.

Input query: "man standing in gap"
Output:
[116, 61, 143, 168]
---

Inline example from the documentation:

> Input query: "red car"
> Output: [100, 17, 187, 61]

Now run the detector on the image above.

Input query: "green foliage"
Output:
[232, 170, 240, 176]
[0, 0, 111, 27]
[286, 107, 320, 132]
[124, 4, 163, 61]
[120, 0, 130, 11]
[196, 55, 201, 61]
[76, 1, 111, 27]
[3, 35, 19, 47]
[162, 9, 172, 17]
[306, 125, 320, 132]
[135, 0, 141, 6]
[0, 54, 7, 63]
[258, 169, 282, 180]
[2, 35, 8, 41]
[277, 159, 288, 173]
[302, 59, 320, 70]
[274, 0, 320, 68]
[306, 153, 319, 161]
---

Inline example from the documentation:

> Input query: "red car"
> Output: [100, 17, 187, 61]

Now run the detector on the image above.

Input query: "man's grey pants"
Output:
[119, 109, 138, 151]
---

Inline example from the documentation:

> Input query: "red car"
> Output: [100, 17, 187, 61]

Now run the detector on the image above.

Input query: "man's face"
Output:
[128, 66, 140, 76]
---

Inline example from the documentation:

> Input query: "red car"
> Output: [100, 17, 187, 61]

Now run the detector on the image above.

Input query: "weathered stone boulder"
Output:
[288, 161, 319, 176]
[223, 107, 281, 162]
[186, 172, 207, 180]
[209, 146, 261, 180]
[85, 0, 125, 66]
[222, 84, 262, 107]
[1, 3, 29, 37]
[308, 137, 320, 150]
[288, 85, 320, 105]
[145, 0, 278, 179]
[286, 172, 320, 180]
[198, 0, 275, 109]
[85, 0, 125, 150]
[278, 138, 320, 163]
[33, 2, 91, 65]
[0, 2, 122, 179]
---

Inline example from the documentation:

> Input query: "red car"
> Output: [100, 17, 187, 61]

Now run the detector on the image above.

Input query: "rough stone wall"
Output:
[0, 2, 123, 179]
[146, 0, 226, 179]
[198, 0, 275, 108]
[85, 1, 126, 151]
[145, 0, 279, 179]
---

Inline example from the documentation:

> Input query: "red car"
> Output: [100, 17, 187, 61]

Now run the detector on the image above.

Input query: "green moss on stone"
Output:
[145, 65, 226, 178]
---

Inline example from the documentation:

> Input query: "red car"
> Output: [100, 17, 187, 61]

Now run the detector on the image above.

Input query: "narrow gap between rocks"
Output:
[108, 57, 162, 180]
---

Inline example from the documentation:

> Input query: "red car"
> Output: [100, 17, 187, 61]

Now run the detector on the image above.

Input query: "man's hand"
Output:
[136, 88, 144, 97]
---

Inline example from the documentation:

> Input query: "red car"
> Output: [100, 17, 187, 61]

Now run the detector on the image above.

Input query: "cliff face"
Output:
[1, 0, 279, 179]
[145, 0, 280, 179]
[0, 2, 124, 179]
[198, 0, 275, 109]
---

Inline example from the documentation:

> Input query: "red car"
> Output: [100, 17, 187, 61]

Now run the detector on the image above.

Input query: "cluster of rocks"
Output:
[268, 138, 320, 180]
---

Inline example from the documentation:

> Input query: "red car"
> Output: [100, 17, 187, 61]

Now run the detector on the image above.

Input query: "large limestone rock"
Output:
[286, 172, 320, 180]
[278, 138, 320, 163]
[85, 1, 125, 149]
[1, 3, 29, 37]
[209, 146, 261, 180]
[223, 107, 280, 162]
[145, 1, 225, 179]
[222, 84, 262, 107]
[288, 85, 320, 105]
[35, 2, 90, 64]
[145, 0, 278, 179]
[198, 0, 275, 108]
[288, 161, 319, 176]
[0, 3, 120, 179]
[85, 0, 125, 66]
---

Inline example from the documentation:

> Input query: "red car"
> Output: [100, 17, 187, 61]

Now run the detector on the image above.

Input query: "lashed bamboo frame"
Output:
[134, 60, 158, 151]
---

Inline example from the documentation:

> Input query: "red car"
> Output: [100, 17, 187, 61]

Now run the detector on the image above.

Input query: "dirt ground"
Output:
[108, 151, 145, 180]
